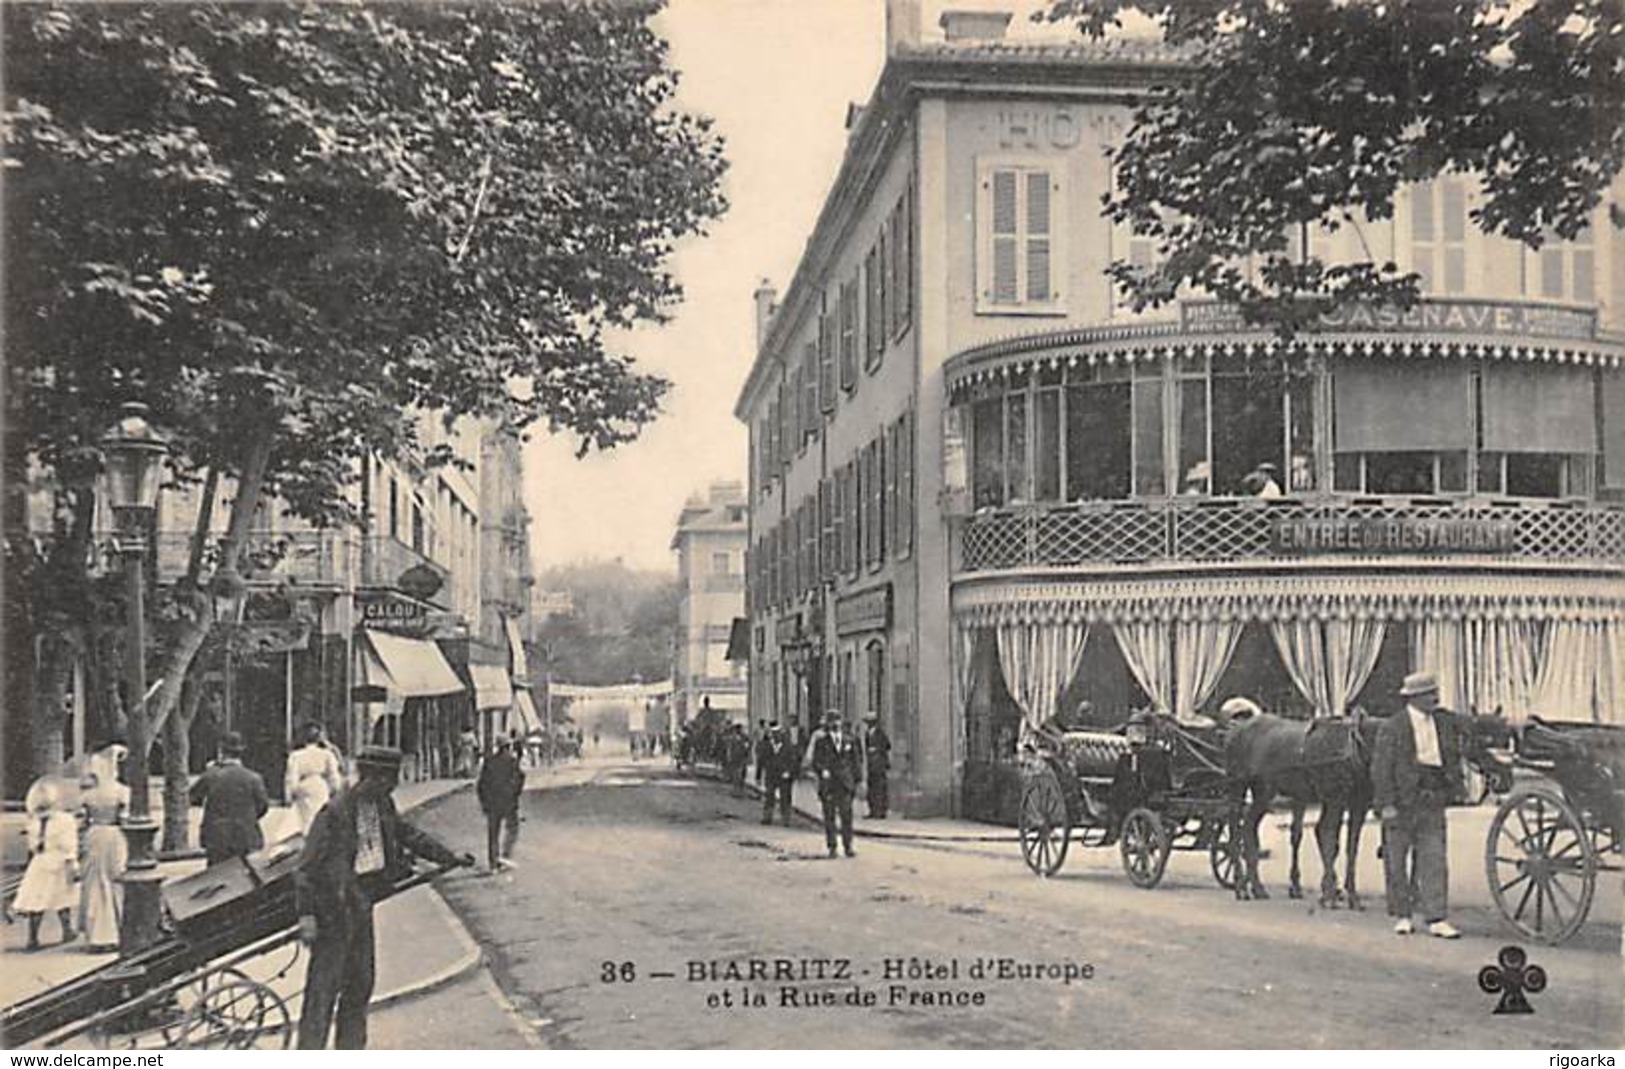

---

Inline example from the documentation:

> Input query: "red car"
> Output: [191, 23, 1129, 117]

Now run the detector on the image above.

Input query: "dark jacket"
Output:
[189, 761, 269, 861]
[755, 734, 799, 784]
[862, 726, 892, 774]
[476, 750, 525, 815]
[808, 728, 863, 798]
[1371, 707, 1465, 811]
[294, 788, 461, 926]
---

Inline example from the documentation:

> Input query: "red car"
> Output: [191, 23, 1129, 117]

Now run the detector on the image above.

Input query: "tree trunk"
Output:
[159, 672, 203, 854]
[146, 438, 272, 768]
[30, 634, 72, 779]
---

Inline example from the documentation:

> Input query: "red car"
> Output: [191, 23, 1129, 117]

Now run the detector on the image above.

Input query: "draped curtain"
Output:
[1468, 618, 1542, 723]
[995, 620, 1089, 734]
[1173, 618, 1243, 721]
[1533, 620, 1600, 721]
[1270, 618, 1386, 718]
[954, 621, 981, 722]
[1113, 619, 1173, 714]
[1410, 617, 1468, 716]
[1599, 620, 1625, 726]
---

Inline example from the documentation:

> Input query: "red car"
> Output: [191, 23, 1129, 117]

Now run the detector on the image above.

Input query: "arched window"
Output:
[865, 639, 886, 721]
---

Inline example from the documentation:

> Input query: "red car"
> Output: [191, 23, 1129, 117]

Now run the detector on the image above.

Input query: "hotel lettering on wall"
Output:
[836, 585, 892, 637]
[1181, 299, 1596, 341]
[1272, 515, 1519, 555]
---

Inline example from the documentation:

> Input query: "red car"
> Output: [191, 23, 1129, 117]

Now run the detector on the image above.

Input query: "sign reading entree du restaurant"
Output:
[1273, 514, 1519, 555]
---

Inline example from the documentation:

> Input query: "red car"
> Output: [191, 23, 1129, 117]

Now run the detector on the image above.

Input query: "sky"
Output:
[521, 0, 886, 574]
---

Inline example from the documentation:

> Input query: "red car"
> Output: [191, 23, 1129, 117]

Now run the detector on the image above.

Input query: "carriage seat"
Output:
[1059, 731, 1132, 780]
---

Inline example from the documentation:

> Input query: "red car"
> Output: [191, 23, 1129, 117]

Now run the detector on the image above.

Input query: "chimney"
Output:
[885, 0, 921, 54]
[939, 9, 1013, 41]
[752, 278, 777, 349]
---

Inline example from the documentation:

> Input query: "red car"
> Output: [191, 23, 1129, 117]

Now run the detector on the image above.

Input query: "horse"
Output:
[1222, 703, 1383, 909]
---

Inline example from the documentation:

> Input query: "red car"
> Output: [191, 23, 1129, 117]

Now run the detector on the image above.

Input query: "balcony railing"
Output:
[152, 531, 354, 585]
[956, 497, 1625, 574]
[362, 535, 450, 590]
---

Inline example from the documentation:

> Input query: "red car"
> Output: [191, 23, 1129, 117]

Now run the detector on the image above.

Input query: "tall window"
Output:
[801, 343, 819, 447]
[972, 396, 1005, 509]
[1064, 365, 1131, 501]
[896, 409, 915, 558]
[865, 245, 884, 371]
[890, 185, 914, 339]
[1532, 224, 1595, 304]
[839, 279, 858, 391]
[818, 297, 836, 414]
[1411, 179, 1468, 294]
[866, 640, 887, 720]
[977, 161, 1063, 313]
[1132, 363, 1165, 496]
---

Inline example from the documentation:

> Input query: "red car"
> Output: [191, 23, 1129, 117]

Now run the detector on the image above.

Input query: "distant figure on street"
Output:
[190, 732, 269, 866]
[77, 767, 129, 951]
[755, 722, 797, 826]
[456, 724, 478, 778]
[1372, 671, 1464, 939]
[722, 723, 751, 796]
[591, 727, 601, 752]
[476, 736, 526, 872]
[807, 709, 862, 859]
[287, 722, 345, 835]
[861, 712, 892, 820]
[295, 746, 473, 1049]
[15, 780, 79, 950]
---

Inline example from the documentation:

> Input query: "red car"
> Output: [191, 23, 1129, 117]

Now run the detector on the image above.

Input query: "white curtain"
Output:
[1270, 618, 1386, 718]
[1173, 618, 1243, 722]
[954, 622, 981, 722]
[995, 620, 1089, 734]
[1469, 618, 1542, 723]
[1598, 620, 1625, 726]
[1410, 617, 1468, 716]
[1114, 620, 1173, 714]
[1533, 620, 1600, 722]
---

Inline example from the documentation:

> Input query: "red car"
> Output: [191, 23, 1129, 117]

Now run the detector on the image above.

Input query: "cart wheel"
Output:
[173, 977, 292, 1049]
[1120, 807, 1170, 889]
[1485, 785, 1597, 946]
[1208, 818, 1240, 891]
[156, 966, 255, 1047]
[1018, 767, 1071, 877]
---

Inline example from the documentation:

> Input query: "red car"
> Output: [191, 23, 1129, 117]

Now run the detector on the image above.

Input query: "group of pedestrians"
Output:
[12, 739, 133, 953]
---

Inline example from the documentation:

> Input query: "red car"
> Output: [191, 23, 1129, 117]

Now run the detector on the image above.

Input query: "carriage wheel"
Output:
[155, 967, 255, 1046]
[172, 977, 293, 1049]
[1120, 807, 1170, 889]
[1485, 785, 1597, 946]
[1018, 767, 1071, 877]
[1208, 818, 1241, 891]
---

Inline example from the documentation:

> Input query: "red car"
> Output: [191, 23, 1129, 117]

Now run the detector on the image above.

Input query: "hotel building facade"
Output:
[734, 7, 1625, 820]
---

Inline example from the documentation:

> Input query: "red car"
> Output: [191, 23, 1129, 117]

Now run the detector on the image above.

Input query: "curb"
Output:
[366, 885, 485, 1013]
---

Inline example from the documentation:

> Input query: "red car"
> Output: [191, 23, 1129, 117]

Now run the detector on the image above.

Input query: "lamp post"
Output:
[102, 402, 168, 956]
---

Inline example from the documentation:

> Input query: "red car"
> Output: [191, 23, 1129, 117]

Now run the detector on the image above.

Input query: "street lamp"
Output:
[102, 401, 168, 955]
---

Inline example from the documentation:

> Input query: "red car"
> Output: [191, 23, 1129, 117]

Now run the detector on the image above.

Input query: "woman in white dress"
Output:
[77, 769, 129, 951]
[284, 721, 343, 833]
[15, 780, 79, 950]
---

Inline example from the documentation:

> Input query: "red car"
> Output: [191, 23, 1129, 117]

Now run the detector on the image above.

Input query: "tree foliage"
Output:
[533, 561, 678, 686]
[2, 2, 726, 792]
[1040, 0, 1625, 331]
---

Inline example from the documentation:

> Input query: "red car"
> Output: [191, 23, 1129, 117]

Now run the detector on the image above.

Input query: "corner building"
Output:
[734, 6, 1625, 821]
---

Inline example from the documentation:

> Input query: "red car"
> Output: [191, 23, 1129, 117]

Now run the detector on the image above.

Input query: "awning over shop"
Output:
[504, 617, 530, 679]
[362, 631, 465, 698]
[725, 617, 751, 663]
[512, 689, 542, 733]
[468, 663, 513, 710]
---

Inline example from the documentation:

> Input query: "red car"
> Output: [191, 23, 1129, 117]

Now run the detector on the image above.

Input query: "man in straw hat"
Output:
[807, 709, 863, 858]
[295, 745, 474, 1049]
[1371, 671, 1465, 939]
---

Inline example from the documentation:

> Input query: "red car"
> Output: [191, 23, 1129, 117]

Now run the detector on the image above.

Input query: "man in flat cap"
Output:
[1372, 671, 1464, 939]
[189, 731, 269, 867]
[807, 709, 862, 858]
[755, 721, 798, 826]
[860, 712, 892, 820]
[295, 746, 474, 1049]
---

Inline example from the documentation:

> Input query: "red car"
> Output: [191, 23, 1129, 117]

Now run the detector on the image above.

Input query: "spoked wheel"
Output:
[1018, 766, 1071, 877]
[156, 967, 255, 1047]
[1208, 818, 1241, 891]
[1120, 807, 1170, 889]
[1485, 785, 1597, 946]
[171, 977, 293, 1049]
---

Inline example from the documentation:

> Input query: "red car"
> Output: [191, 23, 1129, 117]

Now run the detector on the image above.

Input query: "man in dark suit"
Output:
[807, 709, 863, 858]
[755, 722, 797, 826]
[1371, 671, 1465, 939]
[860, 712, 892, 819]
[295, 746, 472, 1049]
[188, 732, 269, 866]
[476, 735, 526, 872]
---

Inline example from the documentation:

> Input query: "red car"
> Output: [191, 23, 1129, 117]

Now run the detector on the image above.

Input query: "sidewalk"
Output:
[0, 774, 499, 1027]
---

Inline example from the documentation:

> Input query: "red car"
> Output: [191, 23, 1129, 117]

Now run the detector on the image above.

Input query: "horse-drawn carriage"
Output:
[1, 836, 452, 1050]
[1017, 711, 1240, 890]
[1467, 716, 1625, 946]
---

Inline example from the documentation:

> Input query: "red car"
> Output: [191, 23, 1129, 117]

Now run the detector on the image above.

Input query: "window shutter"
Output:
[991, 170, 1019, 304]
[766, 402, 779, 479]
[897, 409, 914, 558]
[899, 184, 913, 334]
[819, 299, 836, 414]
[881, 428, 894, 560]
[864, 246, 882, 371]
[1025, 171, 1052, 303]
[778, 379, 793, 470]
[839, 280, 858, 391]
[802, 344, 818, 445]
[847, 459, 861, 576]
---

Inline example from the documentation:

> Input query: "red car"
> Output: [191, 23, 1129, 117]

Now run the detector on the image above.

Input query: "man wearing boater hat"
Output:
[807, 709, 863, 858]
[295, 746, 474, 1049]
[1371, 671, 1464, 939]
